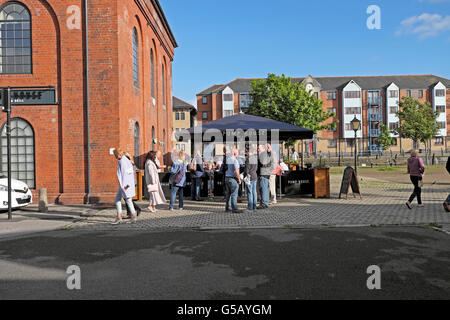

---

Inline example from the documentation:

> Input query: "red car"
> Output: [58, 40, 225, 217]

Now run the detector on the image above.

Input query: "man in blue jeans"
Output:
[257, 144, 272, 209]
[225, 148, 243, 213]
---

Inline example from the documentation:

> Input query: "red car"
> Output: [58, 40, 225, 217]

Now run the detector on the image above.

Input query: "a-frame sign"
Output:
[339, 166, 362, 200]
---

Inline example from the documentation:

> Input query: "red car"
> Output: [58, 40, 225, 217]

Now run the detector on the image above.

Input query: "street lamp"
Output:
[350, 116, 361, 176]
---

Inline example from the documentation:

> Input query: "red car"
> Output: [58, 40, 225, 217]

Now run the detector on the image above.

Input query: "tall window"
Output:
[152, 126, 155, 151]
[132, 27, 139, 88]
[150, 49, 155, 99]
[418, 90, 423, 98]
[162, 64, 165, 108]
[134, 122, 140, 168]
[162, 129, 166, 157]
[0, 2, 32, 74]
[0, 118, 35, 188]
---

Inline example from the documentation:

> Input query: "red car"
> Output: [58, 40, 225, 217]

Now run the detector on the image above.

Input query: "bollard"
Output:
[39, 188, 48, 213]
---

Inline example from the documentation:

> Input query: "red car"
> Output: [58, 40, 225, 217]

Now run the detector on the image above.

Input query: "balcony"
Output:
[367, 96, 381, 105]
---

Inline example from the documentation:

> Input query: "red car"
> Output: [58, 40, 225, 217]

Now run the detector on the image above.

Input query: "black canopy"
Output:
[187, 113, 314, 141]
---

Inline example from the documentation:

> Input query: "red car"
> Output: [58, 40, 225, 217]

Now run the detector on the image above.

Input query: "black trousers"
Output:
[408, 175, 422, 205]
[126, 200, 141, 215]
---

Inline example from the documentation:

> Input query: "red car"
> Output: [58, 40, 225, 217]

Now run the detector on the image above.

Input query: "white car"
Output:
[0, 176, 33, 210]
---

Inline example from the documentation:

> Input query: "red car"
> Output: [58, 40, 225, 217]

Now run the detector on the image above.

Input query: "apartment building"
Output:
[196, 75, 450, 155]
[172, 96, 197, 153]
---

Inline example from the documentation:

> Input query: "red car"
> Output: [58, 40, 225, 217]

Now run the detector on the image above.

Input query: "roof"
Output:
[197, 84, 226, 96]
[312, 75, 450, 91]
[151, 0, 178, 48]
[187, 113, 314, 140]
[172, 96, 195, 110]
[197, 75, 450, 95]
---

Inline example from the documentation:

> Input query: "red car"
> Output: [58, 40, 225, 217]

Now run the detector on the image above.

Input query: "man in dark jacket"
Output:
[444, 156, 450, 212]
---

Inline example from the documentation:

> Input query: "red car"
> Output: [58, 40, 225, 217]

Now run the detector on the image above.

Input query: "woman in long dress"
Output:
[145, 151, 167, 212]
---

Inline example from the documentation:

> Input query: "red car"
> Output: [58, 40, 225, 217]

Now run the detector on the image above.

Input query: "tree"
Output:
[375, 124, 394, 152]
[394, 97, 440, 158]
[246, 74, 337, 141]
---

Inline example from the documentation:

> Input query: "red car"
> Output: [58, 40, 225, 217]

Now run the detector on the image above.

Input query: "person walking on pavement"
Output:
[145, 151, 167, 213]
[112, 148, 137, 225]
[169, 151, 186, 211]
[225, 147, 243, 213]
[405, 150, 425, 209]
[244, 146, 258, 212]
[257, 144, 272, 209]
[444, 156, 450, 212]
[123, 152, 142, 218]
[267, 143, 278, 205]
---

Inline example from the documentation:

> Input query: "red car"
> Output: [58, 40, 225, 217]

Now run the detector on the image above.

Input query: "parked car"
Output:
[0, 175, 33, 210]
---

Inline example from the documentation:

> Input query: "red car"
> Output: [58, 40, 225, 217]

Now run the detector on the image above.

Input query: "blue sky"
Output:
[162, 0, 450, 106]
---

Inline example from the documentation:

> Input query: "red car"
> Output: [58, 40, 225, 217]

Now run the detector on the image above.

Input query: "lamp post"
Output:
[350, 116, 361, 176]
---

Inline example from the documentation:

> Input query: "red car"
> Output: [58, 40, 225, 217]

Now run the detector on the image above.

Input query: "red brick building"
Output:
[197, 75, 450, 155]
[0, 0, 177, 204]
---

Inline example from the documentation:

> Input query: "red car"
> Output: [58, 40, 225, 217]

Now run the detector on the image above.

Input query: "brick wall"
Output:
[0, 0, 175, 204]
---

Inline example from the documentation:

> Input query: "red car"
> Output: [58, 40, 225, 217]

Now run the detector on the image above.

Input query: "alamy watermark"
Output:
[367, 5, 381, 30]
[366, 265, 381, 290]
[66, 265, 81, 290]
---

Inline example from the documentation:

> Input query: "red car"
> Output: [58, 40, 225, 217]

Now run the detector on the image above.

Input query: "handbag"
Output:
[147, 184, 158, 193]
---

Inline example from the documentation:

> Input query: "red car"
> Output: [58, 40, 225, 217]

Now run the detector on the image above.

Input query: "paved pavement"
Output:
[1, 175, 449, 238]
[0, 226, 449, 299]
[69, 175, 450, 231]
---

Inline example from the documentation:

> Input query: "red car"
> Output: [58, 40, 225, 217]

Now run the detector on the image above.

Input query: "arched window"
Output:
[162, 63, 165, 108]
[151, 126, 155, 151]
[134, 122, 140, 168]
[132, 27, 139, 88]
[0, 118, 35, 188]
[0, 2, 32, 74]
[162, 129, 166, 158]
[150, 48, 155, 99]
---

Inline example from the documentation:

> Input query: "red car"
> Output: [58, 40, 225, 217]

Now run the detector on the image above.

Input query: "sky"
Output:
[161, 0, 450, 107]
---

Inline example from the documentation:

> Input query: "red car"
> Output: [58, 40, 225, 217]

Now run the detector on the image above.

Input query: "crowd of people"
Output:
[110, 143, 285, 223]
[110, 146, 450, 224]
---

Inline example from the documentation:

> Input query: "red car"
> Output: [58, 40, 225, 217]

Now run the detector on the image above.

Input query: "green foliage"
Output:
[246, 74, 337, 138]
[394, 97, 440, 146]
[375, 124, 394, 151]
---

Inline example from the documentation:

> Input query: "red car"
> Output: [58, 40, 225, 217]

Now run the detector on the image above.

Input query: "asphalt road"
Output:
[0, 226, 450, 300]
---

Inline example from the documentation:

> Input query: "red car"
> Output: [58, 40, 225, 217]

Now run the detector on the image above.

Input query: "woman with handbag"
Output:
[406, 150, 425, 209]
[145, 151, 166, 213]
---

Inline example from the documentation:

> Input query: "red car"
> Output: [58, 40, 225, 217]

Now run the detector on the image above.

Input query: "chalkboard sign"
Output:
[339, 166, 362, 199]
